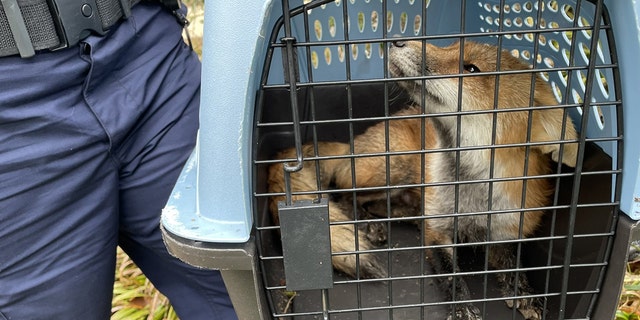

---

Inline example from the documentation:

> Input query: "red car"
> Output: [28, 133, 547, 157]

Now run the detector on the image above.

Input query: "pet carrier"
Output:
[161, 0, 640, 319]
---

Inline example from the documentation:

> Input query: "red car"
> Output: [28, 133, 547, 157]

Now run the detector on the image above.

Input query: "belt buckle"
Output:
[46, 0, 106, 50]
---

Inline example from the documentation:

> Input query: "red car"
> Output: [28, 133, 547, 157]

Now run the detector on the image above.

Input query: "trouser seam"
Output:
[80, 42, 123, 171]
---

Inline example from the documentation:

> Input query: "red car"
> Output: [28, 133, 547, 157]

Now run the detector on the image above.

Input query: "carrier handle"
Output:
[280, 0, 304, 206]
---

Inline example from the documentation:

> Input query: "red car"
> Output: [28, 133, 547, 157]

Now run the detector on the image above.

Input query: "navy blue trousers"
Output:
[0, 4, 237, 319]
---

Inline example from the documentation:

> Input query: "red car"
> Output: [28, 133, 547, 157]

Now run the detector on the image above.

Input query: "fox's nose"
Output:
[391, 40, 406, 48]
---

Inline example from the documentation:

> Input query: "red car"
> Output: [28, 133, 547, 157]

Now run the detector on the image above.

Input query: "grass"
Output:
[617, 249, 640, 320]
[112, 248, 178, 320]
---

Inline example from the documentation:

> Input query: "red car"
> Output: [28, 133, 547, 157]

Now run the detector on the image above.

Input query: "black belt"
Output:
[0, 0, 152, 58]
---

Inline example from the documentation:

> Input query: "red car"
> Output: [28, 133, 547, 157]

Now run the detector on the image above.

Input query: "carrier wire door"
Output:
[252, 0, 622, 319]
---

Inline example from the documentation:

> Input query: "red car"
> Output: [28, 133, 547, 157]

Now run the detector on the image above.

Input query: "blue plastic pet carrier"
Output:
[161, 0, 640, 319]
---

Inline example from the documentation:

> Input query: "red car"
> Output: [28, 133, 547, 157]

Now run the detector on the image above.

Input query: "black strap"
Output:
[0, 0, 135, 57]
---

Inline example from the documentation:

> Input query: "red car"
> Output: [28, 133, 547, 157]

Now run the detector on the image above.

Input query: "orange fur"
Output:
[268, 40, 579, 320]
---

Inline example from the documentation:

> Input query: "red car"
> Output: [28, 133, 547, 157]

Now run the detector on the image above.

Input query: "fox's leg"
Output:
[329, 201, 388, 278]
[489, 244, 543, 320]
[269, 142, 388, 278]
[424, 221, 482, 320]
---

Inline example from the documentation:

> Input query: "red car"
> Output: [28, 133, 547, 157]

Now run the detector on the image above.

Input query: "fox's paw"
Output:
[364, 221, 388, 246]
[446, 304, 482, 320]
[506, 297, 543, 320]
[358, 252, 388, 278]
[332, 251, 387, 279]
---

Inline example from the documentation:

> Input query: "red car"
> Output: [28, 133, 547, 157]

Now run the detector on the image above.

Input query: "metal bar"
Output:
[557, 0, 605, 317]
[585, 0, 624, 315]
[281, 0, 304, 178]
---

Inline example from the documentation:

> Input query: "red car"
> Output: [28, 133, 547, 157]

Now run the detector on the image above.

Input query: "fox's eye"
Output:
[464, 64, 480, 73]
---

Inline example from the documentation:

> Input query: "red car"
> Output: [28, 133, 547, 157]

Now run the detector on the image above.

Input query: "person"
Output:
[0, 1, 238, 319]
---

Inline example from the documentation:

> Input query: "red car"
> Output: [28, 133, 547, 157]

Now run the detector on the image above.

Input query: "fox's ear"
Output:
[542, 140, 578, 167]
[533, 81, 580, 168]
[533, 115, 578, 167]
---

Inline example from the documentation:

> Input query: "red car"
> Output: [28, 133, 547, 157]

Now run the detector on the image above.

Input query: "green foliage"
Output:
[112, 247, 179, 320]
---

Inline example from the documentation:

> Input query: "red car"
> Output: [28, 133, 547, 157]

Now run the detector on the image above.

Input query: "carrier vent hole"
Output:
[513, 16, 523, 27]
[579, 16, 592, 38]
[371, 11, 378, 32]
[573, 92, 583, 116]
[329, 16, 337, 37]
[572, 88, 583, 105]
[314, 20, 322, 40]
[525, 32, 534, 42]
[561, 48, 571, 65]
[400, 12, 408, 33]
[558, 69, 568, 86]
[364, 43, 372, 59]
[544, 57, 555, 68]
[525, 16, 534, 27]
[358, 11, 365, 32]
[548, 0, 559, 12]
[540, 71, 550, 81]
[579, 42, 591, 64]
[577, 70, 586, 91]
[387, 12, 393, 32]
[539, 34, 547, 45]
[562, 31, 573, 45]
[524, 1, 533, 12]
[413, 15, 422, 35]
[512, 3, 522, 13]
[338, 45, 345, 62]
[594, 106, 606, 130]
[351, 43, 359, 60]
[596, 41, 605, 62]
[562, 4, 575, 22]
[596, 69, 610, 98]
[311, 50, 319, 69]
[324, 47, 332, 65]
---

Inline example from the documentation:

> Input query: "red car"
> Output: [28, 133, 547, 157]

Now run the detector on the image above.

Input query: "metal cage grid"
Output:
[252, 0, 622, 319]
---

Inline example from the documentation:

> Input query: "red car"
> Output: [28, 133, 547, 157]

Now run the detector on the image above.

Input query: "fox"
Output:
[267, 40, 579, 320]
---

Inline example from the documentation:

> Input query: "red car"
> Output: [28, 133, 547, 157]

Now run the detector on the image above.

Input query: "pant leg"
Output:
[0, 32, 118, 320]
[81, 4, 237, 320]
[0, 4, 237, 319]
